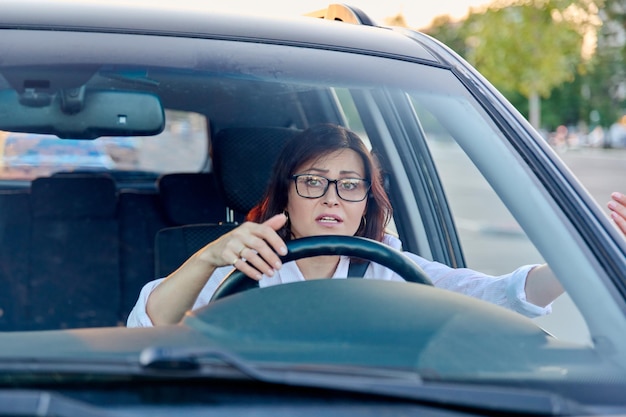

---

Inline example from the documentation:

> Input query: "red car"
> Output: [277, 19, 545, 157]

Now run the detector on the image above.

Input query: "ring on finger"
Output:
[231, 257, 239, 265]
[238, 247, 247, 257]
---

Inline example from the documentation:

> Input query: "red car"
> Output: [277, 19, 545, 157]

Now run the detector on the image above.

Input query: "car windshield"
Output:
[1, 3, 626, 413]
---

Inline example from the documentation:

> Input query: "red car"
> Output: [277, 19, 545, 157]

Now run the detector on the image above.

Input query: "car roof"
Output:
[0, 1, 439, 64]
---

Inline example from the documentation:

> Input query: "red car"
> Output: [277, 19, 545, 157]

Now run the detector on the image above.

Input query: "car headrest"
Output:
[212, 127, 299, 215]
[157, 173, 226, 225]
[31, 175, 117, 219]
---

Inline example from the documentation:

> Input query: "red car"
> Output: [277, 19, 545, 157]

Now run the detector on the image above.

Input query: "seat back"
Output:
[211, 127, 299, 217]
[118, 172, 229, 317]
[29, 175, 121, 329]
[158, 172, 226, 225]
[155, 223, 238, 278]
[118, 189, 168, 320]
[154, 172, 233, 278]
[0, 190, 31, 330]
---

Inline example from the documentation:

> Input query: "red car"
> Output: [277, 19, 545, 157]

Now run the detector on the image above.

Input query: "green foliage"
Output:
[591, 0, 626, 124]
[539, 76, 584, 130]
[424, 15, 467, 54]
[463, 1, 585, 98]
[425, 0, 603, 129]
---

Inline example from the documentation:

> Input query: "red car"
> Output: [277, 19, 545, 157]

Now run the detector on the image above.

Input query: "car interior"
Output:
[0, 70, 347, 331]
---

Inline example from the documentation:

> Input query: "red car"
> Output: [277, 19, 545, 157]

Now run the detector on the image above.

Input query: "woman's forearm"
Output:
[524, 264, 564, 307]
[146, 253, 218, 325]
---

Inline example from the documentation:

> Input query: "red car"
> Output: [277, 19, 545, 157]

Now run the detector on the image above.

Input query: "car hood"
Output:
[0, 280, 606, 381]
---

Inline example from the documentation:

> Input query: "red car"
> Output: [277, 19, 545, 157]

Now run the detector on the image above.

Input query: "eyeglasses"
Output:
[291, 174, 371, 202]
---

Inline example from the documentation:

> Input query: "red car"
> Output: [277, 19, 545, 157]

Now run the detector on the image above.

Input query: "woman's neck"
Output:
[296, 256, 340, 280]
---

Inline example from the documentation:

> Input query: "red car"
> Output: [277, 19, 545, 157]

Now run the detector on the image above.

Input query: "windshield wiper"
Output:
[139, 346, 586, 416]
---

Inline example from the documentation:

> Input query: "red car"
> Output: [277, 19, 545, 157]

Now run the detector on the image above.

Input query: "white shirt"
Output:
[127, 234, 550, 327]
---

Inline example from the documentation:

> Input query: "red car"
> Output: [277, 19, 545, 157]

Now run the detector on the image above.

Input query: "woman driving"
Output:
[127, 123, 563, 327]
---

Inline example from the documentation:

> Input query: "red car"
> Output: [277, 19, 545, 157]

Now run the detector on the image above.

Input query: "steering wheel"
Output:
[210, 235, 433, 302]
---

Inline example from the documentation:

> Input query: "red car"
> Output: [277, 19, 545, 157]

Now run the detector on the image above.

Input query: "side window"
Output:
[334, 87, 398, 236]
[412, 101, 589, 345]
[429, 135, 545, 275]
[333, 88, 368, 144]
[410, 98, 543, 273]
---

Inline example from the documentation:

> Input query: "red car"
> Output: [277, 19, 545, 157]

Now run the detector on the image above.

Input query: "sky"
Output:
[101, 0, 493, 30]
[205, 0, 493, 29]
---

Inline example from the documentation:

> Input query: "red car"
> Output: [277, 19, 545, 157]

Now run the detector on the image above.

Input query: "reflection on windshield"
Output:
[0, 111, 207, 180]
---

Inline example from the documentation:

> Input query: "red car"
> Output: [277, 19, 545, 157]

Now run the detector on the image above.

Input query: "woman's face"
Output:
[286, 149, 367, 239]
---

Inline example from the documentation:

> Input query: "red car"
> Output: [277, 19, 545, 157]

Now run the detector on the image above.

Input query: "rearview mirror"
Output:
[0, 89, 165, 139]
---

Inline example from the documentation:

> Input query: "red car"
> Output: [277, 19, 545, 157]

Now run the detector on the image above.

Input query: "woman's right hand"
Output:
[197, 213, 289, 280]
[145, 213, 289, 325]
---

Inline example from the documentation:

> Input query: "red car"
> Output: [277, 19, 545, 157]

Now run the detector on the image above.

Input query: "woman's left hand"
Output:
[608, 192, 626, 236]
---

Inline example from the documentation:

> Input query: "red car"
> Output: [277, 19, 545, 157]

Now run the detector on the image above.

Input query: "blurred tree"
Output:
[461, 0, 597, 129]
[590, 0, 626, 126]
[423, 15, 467, 54]
[384, 13, 409, 28]
[537, 74, 584, 130]
[533, 0, 625, 136]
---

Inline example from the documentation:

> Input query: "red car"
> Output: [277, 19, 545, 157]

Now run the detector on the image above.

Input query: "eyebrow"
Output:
[302, 168, 364, 177]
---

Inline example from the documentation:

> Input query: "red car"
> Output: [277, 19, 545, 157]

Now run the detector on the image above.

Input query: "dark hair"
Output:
[247, 124, 392, 242]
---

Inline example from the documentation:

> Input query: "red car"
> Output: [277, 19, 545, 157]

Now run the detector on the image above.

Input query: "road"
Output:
[557, 147, 626, 211]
